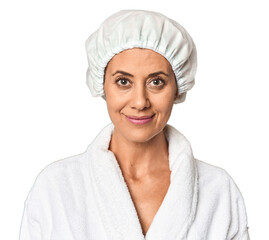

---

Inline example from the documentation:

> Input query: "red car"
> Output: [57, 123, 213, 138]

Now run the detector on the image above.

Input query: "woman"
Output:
[19, 10, 250, 240]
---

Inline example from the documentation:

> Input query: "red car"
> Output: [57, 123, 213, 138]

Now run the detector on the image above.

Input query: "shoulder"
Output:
[195, 159, 249, 239]
[195, 159, 248, 217]
[21, 150, 93, 234]
[37, 151, 86, 180]
[196, 158, 228, 177]
[195, 159, 247, 202]
[25, 151, 88, 203]
[196, 159, 240, 191]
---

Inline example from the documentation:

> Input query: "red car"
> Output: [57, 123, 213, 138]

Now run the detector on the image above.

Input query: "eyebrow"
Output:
[111, 70, 169, 78]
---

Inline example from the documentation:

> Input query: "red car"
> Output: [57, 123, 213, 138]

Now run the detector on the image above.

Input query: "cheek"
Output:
[151, 90, 175, 113]
[105, 90, 127, 115]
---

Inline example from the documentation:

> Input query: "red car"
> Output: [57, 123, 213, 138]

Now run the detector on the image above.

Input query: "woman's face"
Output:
[104, 48, 178, 143]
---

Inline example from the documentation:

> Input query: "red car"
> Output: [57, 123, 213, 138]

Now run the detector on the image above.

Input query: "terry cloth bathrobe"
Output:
[19, 123, 250, 240]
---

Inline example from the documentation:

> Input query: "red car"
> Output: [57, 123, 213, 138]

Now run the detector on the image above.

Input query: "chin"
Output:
[122, 125, 164, 144]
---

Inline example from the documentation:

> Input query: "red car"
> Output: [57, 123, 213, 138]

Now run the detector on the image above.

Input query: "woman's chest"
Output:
[124, 171, 171, 236]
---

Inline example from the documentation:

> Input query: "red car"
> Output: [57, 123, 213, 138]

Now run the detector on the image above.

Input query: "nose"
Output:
[130, 84, 150, 110]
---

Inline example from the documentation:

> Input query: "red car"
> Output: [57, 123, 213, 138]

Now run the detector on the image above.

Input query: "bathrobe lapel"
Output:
[86, 123, 198, 240]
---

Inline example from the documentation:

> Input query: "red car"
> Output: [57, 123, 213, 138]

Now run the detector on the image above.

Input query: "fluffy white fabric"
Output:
[19, 123, 250, 239]
[85, 10, 197, 104]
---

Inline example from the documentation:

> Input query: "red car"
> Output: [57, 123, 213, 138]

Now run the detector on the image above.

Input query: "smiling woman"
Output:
[103, 48, 177, 234]
[19, 9, 250, 240]
[104, 48, 178, 143]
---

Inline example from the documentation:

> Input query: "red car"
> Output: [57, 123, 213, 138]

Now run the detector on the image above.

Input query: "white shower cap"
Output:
[85, 9, 197, 104]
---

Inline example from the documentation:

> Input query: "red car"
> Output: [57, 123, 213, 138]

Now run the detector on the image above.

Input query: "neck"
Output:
[109, 127, 169, 180]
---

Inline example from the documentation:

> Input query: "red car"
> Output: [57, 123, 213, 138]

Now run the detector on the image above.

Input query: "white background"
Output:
[0, 0, 268, 239]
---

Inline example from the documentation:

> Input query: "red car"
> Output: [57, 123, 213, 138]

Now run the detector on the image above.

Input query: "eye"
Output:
[149, 78, 165, 88]
[115, 77, 131, 87]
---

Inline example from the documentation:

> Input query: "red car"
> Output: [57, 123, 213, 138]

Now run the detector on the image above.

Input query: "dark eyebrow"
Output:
[112, 71, 134, 77]
[112, 70, 169, 78]
[148, 71, 169, 78]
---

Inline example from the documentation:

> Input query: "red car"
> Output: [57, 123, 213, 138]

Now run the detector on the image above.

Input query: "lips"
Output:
[125, 114, 155, 120]
[125, 114, 155, 125]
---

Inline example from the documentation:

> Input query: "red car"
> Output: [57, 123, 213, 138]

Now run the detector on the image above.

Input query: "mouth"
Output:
[125, 114, 155, 125]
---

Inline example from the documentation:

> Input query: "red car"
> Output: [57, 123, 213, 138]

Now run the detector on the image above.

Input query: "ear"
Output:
[174, 88, 179, 100]
[175, 92, 187, 104]
[101, 94, 107, 101]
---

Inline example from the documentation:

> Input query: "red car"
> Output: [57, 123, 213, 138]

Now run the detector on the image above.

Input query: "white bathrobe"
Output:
[19, 123, 250, 240]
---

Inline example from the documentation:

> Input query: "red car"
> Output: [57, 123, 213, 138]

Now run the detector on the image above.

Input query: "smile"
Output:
[125, 114, 155, 125]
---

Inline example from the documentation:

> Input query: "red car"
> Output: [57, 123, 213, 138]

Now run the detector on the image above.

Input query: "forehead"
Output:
[106, 48, 173, 73]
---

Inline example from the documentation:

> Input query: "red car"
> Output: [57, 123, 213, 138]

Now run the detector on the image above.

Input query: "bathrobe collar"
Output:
[85, 123, 198, 240]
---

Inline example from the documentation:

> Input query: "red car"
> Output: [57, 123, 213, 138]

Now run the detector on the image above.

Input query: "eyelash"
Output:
[115, 77, 166, 88]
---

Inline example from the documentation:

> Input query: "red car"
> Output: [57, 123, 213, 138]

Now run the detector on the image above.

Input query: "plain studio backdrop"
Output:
[0, 0, 268, 239]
